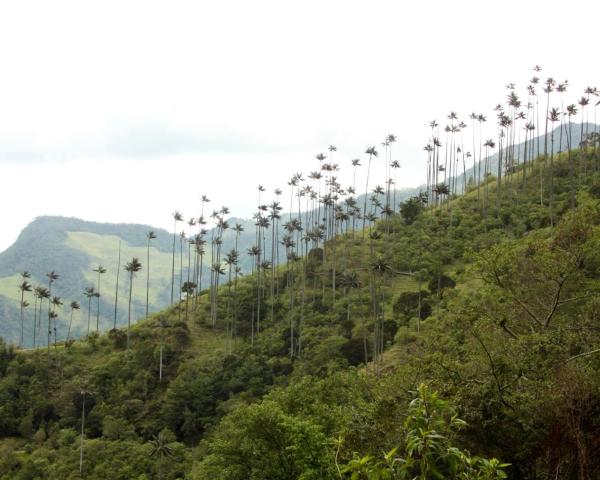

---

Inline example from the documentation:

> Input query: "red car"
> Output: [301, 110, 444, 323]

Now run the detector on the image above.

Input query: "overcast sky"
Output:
[0, 0, 599, 252]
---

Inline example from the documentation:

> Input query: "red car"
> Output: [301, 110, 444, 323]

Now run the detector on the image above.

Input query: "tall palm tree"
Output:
[370, 255, 392, 372]
[50, 296, 63, 346]
[362, 146, 378, 236]
[186, 218, 197, 294]
[338, 270, 360, 342]
[66, 301, 80, 343]
[548, 107, 560, 226]
[125, 257, 142, 351]
[170, 211, 183, 305]
[19, 299, 30, 349]
[179, 230, 186, 314]
[149, 431, 174, 480]
[17, 271, 32, 348]
[84, 287, 95, 336]
[78, 385, 93, 476]
[385, 134, 397, 213]
[543, 77, 556, 161]
[566, 103, 578, 207]
[45, 271, 59, 350]
[93, 265, 106, 332]
[578, 95, 590, 177]
[145, 231, 156, 318]
[34, 286, 50, 349]
[113, 240, 122, 330]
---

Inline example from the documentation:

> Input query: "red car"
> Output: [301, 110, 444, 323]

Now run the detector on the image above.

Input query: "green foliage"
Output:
[1, 150, 600, 479]
[342, 384, 508, 479]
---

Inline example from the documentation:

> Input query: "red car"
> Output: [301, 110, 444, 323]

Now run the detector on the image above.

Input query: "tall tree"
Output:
[17, 271, 32, 348]
[362, 146, 379, 236]
[145, 231, 156, 319]
[84, 287, 95, 336]
[170, 211, 183, 305]
[45, 271, 59, 351]
[66, 301, 80, 343]
[548, 107, 561, 226]
[50, 296, 63, 346]
[149, 431, 174, 480]
[113, 240, 122, 330]
[124, 257, 142, 351]
[93, 265, 106, 332]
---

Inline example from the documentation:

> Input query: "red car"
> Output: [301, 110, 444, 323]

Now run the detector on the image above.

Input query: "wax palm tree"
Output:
[78, 384, 93, 476]
[145, 231, 156, 318]
[362, 146, 379, 236]
[578, 95, 590, 176]
[338, 270, 360, 339]
[482, 139, 496, 216]
[125, 258, 142, 351]
[66, 301, 80, 343]
[370, 255, 392, 371]
[84, 287, 95, 336]
[543, 77, 556, 161]
[113, 240, 122, 330]
[45, 271, 59, 350]
[34, 286, 50, 348]
[170, 211, 183, 305]
[93, 265, 106, 332]
[179, 230, 186, 314]
[181, 281, 197, 324]
[566, 103, 578, 206]
[149, 431, 174, 480]
[210, 262, 226, 327]
[18, 272, 32, 348]
[186, 218, 197, 293]
[385, 134, 397, 212]
[247, 244, 261, 344]
[548, 107, 560, 226]
[50, 296, 63, 346]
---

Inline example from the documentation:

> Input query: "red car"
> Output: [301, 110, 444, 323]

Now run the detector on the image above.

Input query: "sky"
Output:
[0, 0, 599, 252]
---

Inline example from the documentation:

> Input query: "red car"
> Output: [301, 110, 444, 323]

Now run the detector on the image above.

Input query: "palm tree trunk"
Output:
[19, 290, 25, 348]
[113, 241, 121, 330]
[170, 224, 176, 305]
[33, 296, 38, 348]
[67, 309, 74, 343]
[127, 273, 133, 351]
[362, 154, 372, 237]
[96, 274, 101, 332]
[146, 240, 151, 318]
[79, 393, 86, 476]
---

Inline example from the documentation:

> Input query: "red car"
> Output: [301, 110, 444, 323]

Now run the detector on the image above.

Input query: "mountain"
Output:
[0, 147, 598, 479]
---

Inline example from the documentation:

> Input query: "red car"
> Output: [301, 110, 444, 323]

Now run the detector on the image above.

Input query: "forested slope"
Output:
[0, 149, 599, 479]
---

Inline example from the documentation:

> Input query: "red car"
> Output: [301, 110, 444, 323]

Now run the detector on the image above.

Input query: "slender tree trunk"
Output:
[127, 274, 133, 351]
[67, 309, 74, 343]
[96, 274, 101, 332]
[113, 241, 121, 330]
[79, 394, 86, 476]
[146, 240, 151, 318]
[19, 290, 25, 348]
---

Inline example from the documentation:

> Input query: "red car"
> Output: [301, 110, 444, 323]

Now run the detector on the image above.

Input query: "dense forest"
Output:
[1, 70, 599, 479]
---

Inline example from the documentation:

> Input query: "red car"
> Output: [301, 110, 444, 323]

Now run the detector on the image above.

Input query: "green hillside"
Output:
[0, 187, 418, 346]
[0, 147, 599, 479]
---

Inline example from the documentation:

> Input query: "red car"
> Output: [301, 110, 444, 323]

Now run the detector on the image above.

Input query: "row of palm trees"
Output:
[16, 255, 143, 350]
[425, 65, 599, 220]
[15, 65, 599, 367]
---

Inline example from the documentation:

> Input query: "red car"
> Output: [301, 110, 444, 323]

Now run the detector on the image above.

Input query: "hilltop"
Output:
[0, 146, 598, 479]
